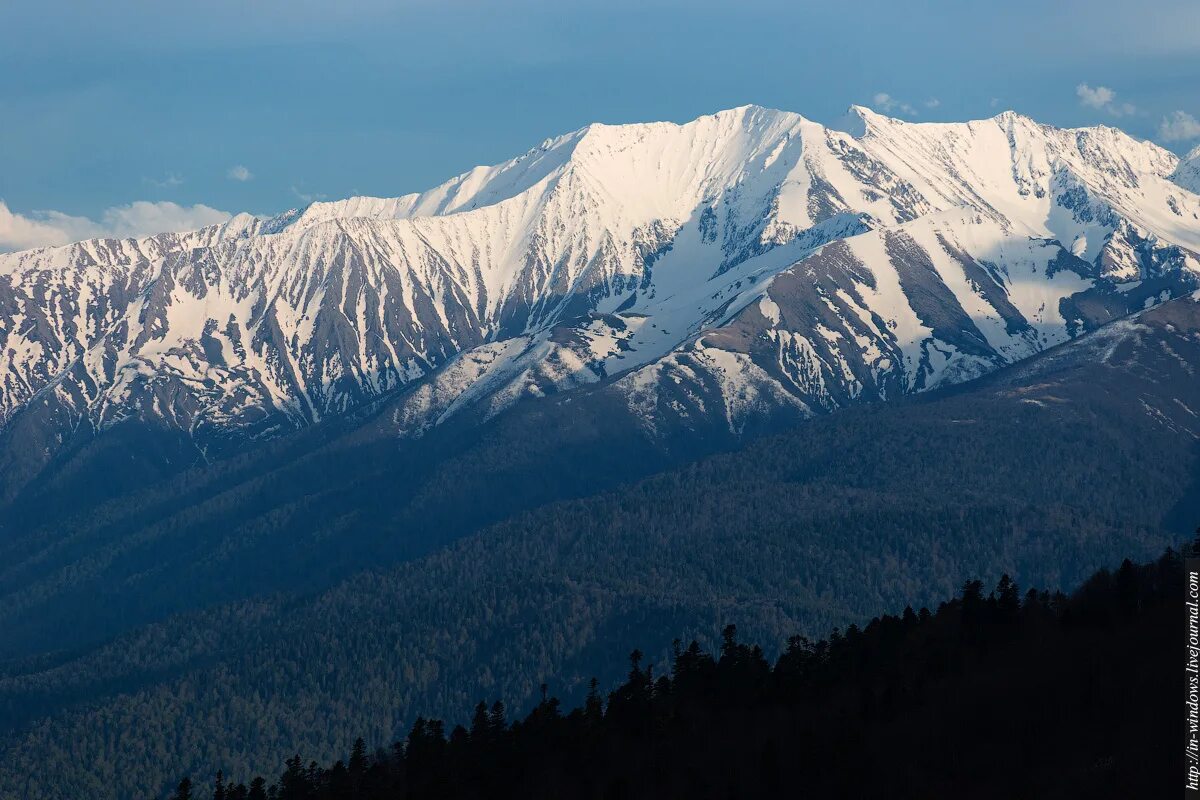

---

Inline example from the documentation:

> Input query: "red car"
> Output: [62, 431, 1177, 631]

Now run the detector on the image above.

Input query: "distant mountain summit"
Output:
[3, 105, 1200, 496]
[1174, 143, 1200, 194]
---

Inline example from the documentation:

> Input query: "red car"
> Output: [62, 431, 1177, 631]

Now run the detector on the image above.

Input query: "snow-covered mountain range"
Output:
[3, 104, 1200, 490]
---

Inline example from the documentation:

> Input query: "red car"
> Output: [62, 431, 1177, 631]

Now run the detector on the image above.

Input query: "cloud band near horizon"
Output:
[0, 200, 233, 253]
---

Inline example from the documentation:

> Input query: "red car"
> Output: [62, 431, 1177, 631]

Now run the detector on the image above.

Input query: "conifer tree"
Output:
[349, 738, 368, 777]
[470, 702, 491, 742]
[488, 701, 506, 733]
[247, 777, 267, 800]
[170, 777, 192, 800]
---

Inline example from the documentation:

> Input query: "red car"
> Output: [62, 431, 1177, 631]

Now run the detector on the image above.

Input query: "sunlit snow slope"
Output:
[2, 105, 1200, 489]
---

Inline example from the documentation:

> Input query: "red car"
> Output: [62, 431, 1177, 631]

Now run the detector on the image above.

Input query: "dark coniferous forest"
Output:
[166, 549, 1180, 800]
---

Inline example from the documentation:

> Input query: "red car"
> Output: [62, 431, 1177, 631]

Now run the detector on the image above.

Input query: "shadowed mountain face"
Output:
[3, 106, 1200, 501]
[1, 291, 1199, 800]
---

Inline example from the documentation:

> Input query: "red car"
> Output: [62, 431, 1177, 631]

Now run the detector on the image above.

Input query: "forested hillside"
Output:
[169, 549, 1181, 800]
[0, 297, 1197, 799]
[0, 384, 688, 659]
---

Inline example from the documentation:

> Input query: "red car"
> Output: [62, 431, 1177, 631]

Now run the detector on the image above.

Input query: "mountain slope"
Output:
[3, 106, 1199, 499]
[2, 292, 1198, 800]
[1174, 143, 1200, 194]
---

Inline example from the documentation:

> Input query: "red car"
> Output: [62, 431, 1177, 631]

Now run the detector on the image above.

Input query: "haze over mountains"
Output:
[2, 105, 1200, 799]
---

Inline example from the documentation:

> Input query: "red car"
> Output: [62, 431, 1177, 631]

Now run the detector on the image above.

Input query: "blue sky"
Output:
[2, 0, 1199, 248]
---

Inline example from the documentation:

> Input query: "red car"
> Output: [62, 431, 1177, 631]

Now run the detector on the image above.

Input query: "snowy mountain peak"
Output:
[2, 104, 1200, 494]
[841, 104, 894, 137]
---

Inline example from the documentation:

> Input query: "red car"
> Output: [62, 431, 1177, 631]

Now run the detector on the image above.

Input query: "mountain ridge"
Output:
[2, 104, 1200, 500]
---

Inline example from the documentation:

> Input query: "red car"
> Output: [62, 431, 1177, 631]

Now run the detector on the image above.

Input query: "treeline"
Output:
[171, 549, 1181, 800]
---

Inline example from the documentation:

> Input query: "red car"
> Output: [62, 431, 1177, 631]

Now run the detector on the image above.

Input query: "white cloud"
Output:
[924, 98, 941, 109]
[291, 186, 328, 203]
[102, 201, 232, 238]
[1076, 83, 1136, 117]
[146, 172, 184, 189]
[227, 164, 253, 182]
[0, 200, 232, 253]
[1159, 111, 1200, 142]
[1076, 83, 1115, 109]
[872, 92, 918, 117]
[990, 97, 1002, 108]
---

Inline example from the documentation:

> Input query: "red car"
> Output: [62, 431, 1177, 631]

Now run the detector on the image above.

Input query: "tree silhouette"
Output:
[155, 549, 1180, 800]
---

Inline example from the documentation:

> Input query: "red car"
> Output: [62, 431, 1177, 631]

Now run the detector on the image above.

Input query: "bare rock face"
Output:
[3, 105, 1200, 495]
